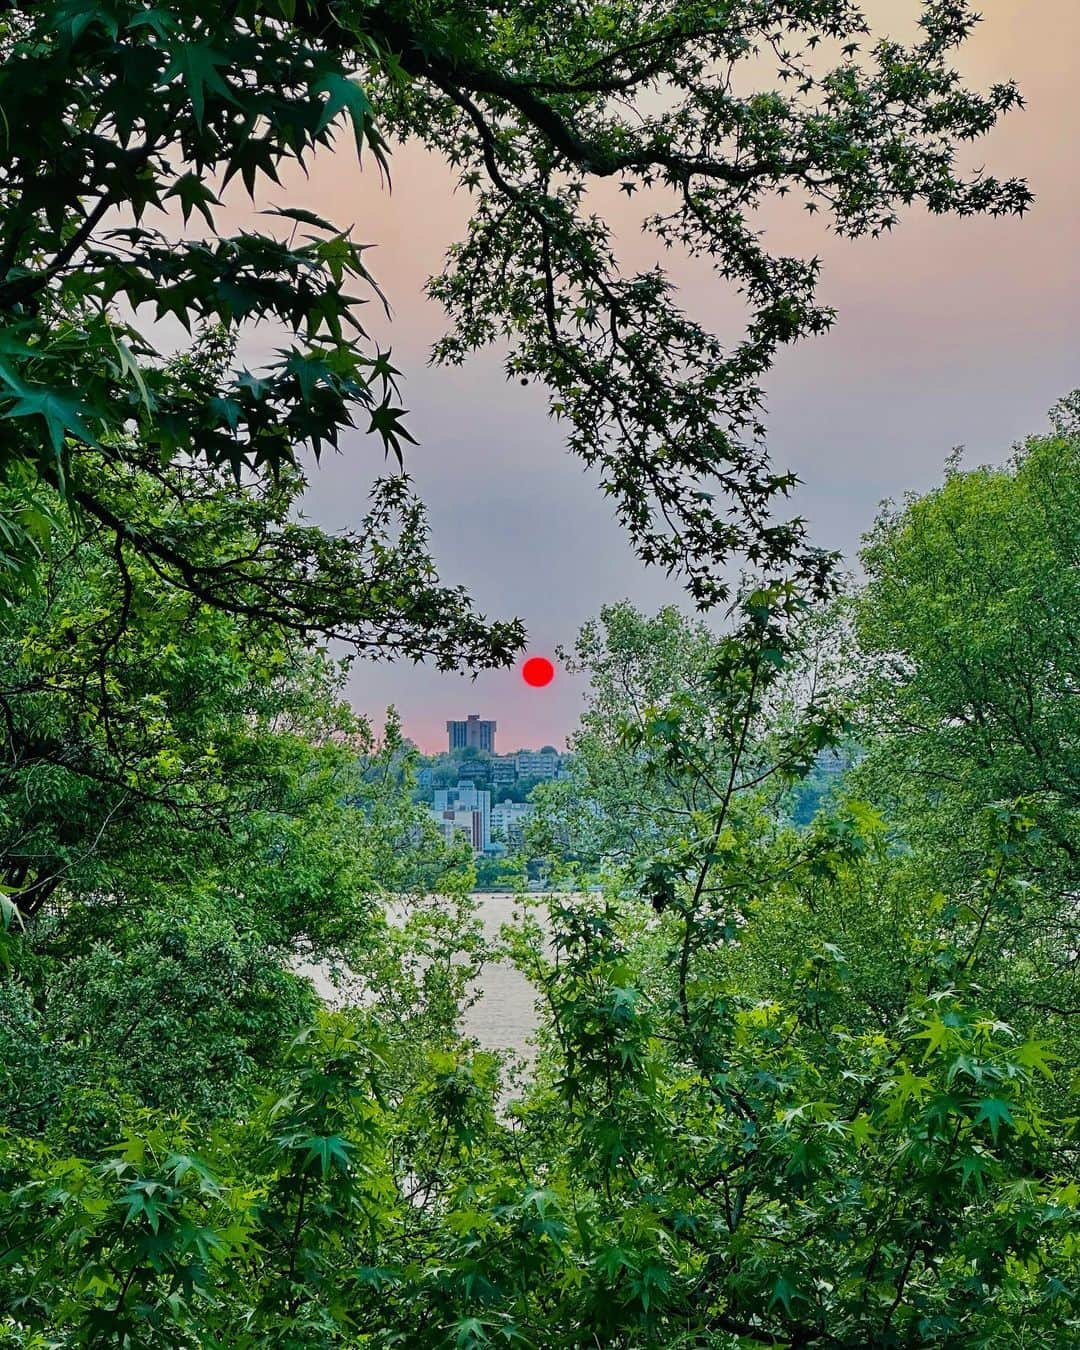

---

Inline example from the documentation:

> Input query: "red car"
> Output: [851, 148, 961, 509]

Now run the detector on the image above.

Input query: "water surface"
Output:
[306, 891, 555, 1060]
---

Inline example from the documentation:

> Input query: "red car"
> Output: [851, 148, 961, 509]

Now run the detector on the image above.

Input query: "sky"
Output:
[232, 1, 1079, 754]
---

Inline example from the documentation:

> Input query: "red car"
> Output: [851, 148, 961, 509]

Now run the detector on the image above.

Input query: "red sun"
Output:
[522, 656, 555, 688]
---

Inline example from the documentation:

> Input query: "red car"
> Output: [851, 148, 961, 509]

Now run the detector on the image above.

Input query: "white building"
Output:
[432, 806, 486, 852]
[490, 801, 535, 850]
[432, 780, 491, 851]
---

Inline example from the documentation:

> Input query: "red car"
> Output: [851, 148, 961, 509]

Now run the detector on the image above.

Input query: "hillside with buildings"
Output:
[418, 715, 570, 857]
[415, 716, 856, 869]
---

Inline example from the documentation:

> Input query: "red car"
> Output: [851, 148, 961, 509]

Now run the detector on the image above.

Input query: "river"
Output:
[305, 891, 553, 1061]
[460, 890, 547, 1060]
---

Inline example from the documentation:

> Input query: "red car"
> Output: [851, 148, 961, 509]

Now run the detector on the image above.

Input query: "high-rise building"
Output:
[446, 714, 496, 754]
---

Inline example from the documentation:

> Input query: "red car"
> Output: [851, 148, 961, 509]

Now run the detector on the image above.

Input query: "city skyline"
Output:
[417, 732, 565, 766]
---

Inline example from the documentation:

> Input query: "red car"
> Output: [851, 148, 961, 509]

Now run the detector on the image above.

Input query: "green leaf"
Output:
[127, 7, 177, 37]
[312, 72, 382, 163]
[165, 174, 221, 228]
[974, 1097, 1014, 1141]
[367, 403, 417, 467]
[890, 1065, 931, 1103]
[262, 205, 338, 233]
[913, 1016, 952, 1061]
[958, 1154, 990, 1192]
[0, 889, 26, 932]
[56, 1, 119, 42]
[453, 1317, 491, 1348]
[300, 1133, 354, 1177]
[1014, 1039, 1057, 1078]
[108, 329, 154, 413]
[162, 43, 236, 128]
[769, 1275, 805, 1318]
[3, 386, 97, 456]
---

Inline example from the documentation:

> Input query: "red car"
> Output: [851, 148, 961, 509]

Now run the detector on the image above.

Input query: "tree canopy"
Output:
[0, 0, 1031, 638]
[1, 375, 1078, 1344]
[4, 410, 1077, 1343]
[848, 397, 1080, 1069]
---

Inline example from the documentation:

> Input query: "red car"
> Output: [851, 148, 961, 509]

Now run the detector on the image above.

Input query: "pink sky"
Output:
[221, 2, 1080, 753]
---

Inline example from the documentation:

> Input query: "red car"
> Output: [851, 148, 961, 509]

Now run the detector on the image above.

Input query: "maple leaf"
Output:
[1014, 1039, 1057, 1078]
[166, 173, 221, 228]
[162, 43, 236, 128]
[974, 1097, 1014, 1141]
[3, 386, 97, 456]
[312, 73, 375, 157]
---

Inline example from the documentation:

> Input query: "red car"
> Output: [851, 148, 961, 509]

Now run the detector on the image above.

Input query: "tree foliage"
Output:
[848, 397, 1080, 1077]
[3, 4, 1077, 1345]
[6, 410, 1078, 1343]
[0, 0, 1031, 622]
[6, 532, 1076, 1342]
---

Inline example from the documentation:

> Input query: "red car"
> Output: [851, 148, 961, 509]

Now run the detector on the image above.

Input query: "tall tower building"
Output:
[446, 714, 496, 754]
